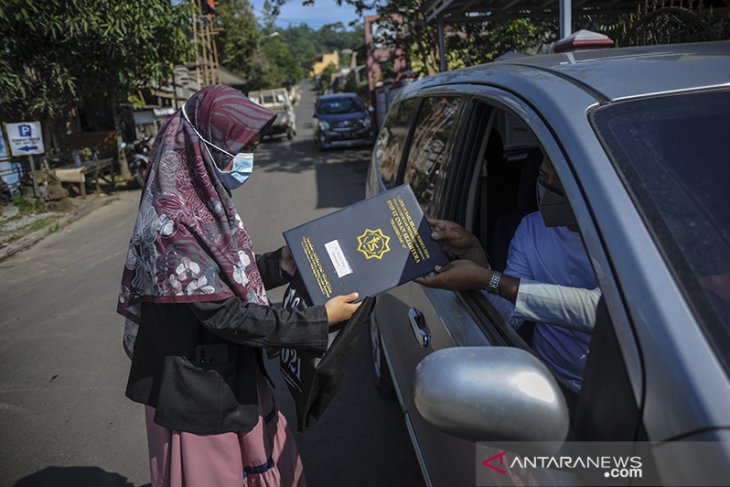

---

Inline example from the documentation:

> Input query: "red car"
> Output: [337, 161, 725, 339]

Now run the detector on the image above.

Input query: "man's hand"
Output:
[324, 292, 361, 326]
[428, 218, 489, 266]
[280, 245, 297, 277]
[415, 260, 491, 292]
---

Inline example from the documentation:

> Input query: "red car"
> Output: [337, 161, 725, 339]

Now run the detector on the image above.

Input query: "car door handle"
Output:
[408, 308, 430, 348]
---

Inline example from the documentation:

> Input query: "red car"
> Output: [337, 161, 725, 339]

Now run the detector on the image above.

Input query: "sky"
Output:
[248, 0, 374, 30]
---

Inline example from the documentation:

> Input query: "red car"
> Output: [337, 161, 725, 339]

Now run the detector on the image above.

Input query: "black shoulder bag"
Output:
[279, 271, 375, 431]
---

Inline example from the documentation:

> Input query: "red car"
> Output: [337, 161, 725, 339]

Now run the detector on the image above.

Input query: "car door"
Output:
[375, 83, 651, 486]
[372, 90, 504, 487]
[448, 88, 649, 478]
[450, 87, 642, 420]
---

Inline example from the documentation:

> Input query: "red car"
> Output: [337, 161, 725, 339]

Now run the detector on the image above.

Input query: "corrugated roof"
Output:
[425, 0, 642, 23]
[405, 41, 730, 102]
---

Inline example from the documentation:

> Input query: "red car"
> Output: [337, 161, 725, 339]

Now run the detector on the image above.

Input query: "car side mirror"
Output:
[414, 347, 569, 444]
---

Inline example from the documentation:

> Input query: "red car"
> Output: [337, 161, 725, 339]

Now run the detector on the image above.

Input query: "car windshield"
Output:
[592, 89, 730, 373]
[319, 97, 364, 115]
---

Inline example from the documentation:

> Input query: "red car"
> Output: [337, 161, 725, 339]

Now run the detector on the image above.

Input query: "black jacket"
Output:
[125, 249, 329, 435]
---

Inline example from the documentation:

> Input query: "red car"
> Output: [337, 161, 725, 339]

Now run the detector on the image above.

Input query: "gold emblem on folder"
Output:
[357, 228, 391, 260]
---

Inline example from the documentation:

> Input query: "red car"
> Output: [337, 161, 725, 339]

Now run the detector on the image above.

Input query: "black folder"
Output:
[283, 184, 448, 305]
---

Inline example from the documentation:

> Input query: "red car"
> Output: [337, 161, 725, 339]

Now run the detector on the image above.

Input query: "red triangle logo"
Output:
[482, 450, 507, 475]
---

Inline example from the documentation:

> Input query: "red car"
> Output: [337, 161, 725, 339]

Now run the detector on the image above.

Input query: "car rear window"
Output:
[375, 97, 419, 188]
[403, 96, 462, 216]
[319, 97, 364, 115]
[592, 89, 730, 374]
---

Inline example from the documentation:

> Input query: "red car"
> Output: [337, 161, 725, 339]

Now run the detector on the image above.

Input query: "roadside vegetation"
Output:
[294, 0, 730, 75]
[0, 196, 65, 247]
[214, 0, 364, 91]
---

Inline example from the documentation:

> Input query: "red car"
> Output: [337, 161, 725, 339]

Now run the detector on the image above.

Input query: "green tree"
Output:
[359, 0, 443, 76]
[281, 24, 321, 73]
[347, 0, 554, 75]
[261, 39, 304, 88]
[317, 63, 339, 94]
[278, 22, 364, 75]
[318, 23, 365, 57]
[446, 18, 545, 68]
[248, 11, 365, 89]
[0, 0, 191, 170]
[338, 0, 730, 75]
[260, 0, 280, 31]
[215, 0, 259, 78]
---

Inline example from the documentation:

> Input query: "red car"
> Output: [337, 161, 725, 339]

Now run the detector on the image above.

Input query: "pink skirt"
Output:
[144, 368, 306, 487]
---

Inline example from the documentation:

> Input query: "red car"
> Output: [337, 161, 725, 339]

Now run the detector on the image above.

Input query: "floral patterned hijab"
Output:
[117, 85, 276, 356]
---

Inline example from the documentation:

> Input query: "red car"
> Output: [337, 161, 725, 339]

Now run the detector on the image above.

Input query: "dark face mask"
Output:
[536, 180, 576, 228]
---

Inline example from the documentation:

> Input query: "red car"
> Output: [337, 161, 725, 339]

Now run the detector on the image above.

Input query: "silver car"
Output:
[366, 41, 730, 486]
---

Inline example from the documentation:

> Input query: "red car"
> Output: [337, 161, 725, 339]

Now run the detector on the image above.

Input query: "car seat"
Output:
[489, 149, 541, 271]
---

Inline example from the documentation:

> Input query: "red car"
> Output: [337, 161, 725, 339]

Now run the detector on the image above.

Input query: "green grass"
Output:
[12, 195, 44, 215]
[5, 217, 58, 244]
[28, 217, 56, 233]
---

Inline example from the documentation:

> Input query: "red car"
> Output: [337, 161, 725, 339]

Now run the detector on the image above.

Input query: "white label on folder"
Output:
[325, 240, 353, 278]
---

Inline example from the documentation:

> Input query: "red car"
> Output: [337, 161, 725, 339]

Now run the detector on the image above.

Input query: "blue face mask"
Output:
[182, 103, 255, 190]
[213, 152, 254, 190]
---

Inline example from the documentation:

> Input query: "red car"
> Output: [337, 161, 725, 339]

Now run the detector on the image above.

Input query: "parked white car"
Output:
[248, 88, 297, 140]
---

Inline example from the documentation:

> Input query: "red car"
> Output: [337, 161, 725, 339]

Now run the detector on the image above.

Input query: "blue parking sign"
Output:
[6, 121, 44, 155]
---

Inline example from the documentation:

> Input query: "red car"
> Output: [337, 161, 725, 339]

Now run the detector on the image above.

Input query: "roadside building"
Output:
[311, 52, 340, 78]
[365, 14, 408, 128]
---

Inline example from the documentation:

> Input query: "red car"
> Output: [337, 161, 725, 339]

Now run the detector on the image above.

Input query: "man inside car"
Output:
[416, 155, 601, 390]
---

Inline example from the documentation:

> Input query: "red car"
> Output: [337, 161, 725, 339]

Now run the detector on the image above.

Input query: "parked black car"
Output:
[313, 93, 374, 151]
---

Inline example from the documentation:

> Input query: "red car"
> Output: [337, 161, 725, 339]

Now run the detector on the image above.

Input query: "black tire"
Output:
[369, 314, 396, 399]
[133, 169, 146, 189]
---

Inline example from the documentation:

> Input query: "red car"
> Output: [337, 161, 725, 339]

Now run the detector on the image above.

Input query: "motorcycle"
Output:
[122, 137, 152, 188]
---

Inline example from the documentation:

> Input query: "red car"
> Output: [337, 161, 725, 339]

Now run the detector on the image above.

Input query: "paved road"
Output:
[0, 83, 425, 487]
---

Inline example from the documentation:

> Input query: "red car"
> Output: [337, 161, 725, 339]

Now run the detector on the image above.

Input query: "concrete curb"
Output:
[0, 195, 118, 262]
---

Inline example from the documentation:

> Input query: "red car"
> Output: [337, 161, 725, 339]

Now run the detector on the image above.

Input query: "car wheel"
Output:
[369, 314, 396, 399]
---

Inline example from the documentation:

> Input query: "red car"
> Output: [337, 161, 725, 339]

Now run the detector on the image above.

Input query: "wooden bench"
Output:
[54, 158, 116, 197]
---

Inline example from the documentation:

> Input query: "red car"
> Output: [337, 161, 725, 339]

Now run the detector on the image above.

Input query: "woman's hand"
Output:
[324, 292, 361, 326]
[428, 218, 489, 267]
[280, 245, 297, 277]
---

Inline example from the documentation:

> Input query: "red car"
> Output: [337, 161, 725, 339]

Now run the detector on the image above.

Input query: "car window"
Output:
[456, 101, 608, 395]
[318, 97, 364, 115]
[402, 96, 463, 215]
[592, 89, 730, 375]
[374, 97, 418, 189]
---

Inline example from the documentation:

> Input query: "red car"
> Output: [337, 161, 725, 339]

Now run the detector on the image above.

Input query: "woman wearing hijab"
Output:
[117, 85, 360, 487]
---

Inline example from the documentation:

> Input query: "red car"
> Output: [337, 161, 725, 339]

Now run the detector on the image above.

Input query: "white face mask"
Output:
[181, 103, 255, 190]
